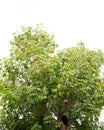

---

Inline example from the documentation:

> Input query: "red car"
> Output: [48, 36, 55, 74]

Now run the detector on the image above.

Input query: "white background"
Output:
[0, 0, 104, 121]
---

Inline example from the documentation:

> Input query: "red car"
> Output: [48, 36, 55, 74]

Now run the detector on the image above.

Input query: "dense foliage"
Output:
[0, 25, 104, 130]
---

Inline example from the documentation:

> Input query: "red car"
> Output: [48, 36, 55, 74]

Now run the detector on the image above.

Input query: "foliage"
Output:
[0, 25, 104, 130]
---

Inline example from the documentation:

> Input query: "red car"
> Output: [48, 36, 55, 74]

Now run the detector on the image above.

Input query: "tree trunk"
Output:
[59, 122, 71, 130]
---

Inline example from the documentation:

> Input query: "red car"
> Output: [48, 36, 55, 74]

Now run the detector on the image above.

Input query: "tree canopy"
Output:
[0, 25, 104, 130]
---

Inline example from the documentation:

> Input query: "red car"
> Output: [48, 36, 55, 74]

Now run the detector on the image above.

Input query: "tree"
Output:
[0, 25, 104, 130]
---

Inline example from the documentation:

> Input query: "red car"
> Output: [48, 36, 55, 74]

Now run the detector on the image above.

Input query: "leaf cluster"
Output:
[0, 25, 104, 130]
